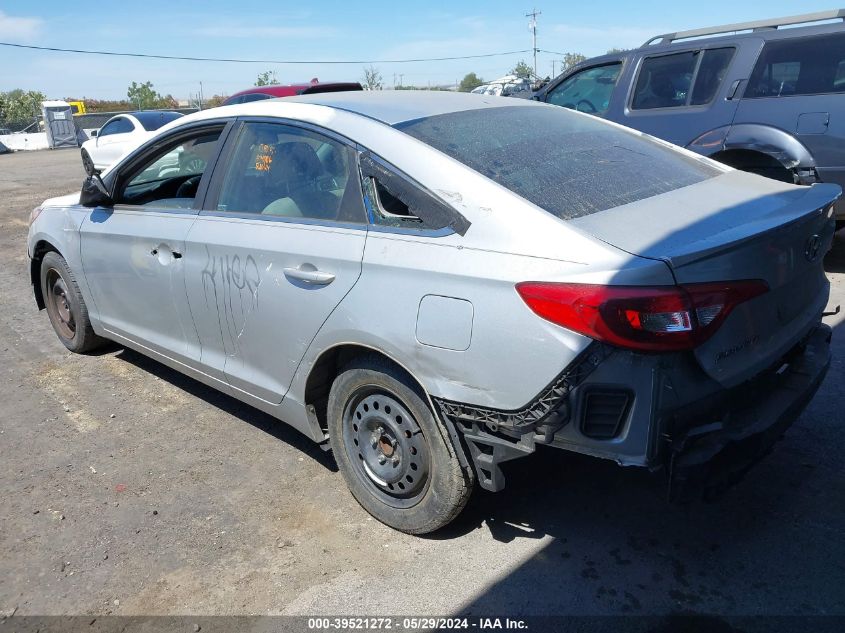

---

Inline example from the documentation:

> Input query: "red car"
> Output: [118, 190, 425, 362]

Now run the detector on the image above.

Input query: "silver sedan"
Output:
[27, 92, 841, 533]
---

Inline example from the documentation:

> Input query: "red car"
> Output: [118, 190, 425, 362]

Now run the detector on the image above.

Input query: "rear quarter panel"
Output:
[289, 230, 676, 411]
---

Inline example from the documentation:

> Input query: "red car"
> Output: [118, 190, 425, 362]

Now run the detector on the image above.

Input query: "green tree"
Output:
[606, 47, 628, 55]
[509, 60, 533, 79]
[127, 81, 160, 109]
[361, 65, 383, 90]
[458, 72, 484, 92]
[0, 89, 46, 129]
[560, 53, 587, 73]
[255, 71, 280, 87]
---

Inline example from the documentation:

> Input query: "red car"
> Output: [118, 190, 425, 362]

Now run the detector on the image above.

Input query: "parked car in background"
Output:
[80, 111, 184, 173]
[29, 92, 839, 534]
[469, 75, 533, 97]
[535, 9, 845, 226]
[222, 79, 363, 105]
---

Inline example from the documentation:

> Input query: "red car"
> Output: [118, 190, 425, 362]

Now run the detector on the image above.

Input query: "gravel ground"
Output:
[0, 148, 843, 620]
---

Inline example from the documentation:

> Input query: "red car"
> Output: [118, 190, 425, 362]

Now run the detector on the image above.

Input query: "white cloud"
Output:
[0, 10, 44, 43]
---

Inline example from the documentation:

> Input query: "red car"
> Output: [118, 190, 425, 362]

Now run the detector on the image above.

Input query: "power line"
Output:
[0, 41, 532, 64]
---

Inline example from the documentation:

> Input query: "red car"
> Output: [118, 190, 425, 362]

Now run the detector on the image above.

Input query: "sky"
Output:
[0, 0, 836, 100]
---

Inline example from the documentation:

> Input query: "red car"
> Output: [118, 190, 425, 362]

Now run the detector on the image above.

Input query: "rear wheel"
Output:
[327, 356, 472, 534]
[40, 251, 104, 353]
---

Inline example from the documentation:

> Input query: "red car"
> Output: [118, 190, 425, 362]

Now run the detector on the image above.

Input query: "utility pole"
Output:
[526, 8, 541, 79]
[198, 81, 204, 110]
[551, 59, 555, 77]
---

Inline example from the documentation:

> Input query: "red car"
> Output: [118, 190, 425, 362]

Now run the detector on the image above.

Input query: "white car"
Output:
[80, 111, 184, 173]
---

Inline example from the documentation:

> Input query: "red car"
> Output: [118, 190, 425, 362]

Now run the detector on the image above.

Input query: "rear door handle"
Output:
[283, 266, 335, 285]
[726, 79, 743, 100]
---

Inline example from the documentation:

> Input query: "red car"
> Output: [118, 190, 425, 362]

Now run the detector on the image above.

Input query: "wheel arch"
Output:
[304, 343, 434, 434]
[30, 239, 61, 310]
[689, 123, 816, 179]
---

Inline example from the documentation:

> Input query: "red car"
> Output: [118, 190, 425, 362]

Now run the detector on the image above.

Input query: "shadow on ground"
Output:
[113, 347, 337, 472]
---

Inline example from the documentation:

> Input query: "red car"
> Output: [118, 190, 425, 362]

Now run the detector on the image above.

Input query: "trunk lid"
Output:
[571, 171, 840, 387]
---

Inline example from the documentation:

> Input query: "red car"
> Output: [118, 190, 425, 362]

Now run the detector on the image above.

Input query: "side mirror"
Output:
[80, 174, 113, 207]
[90, 129, 98, 137]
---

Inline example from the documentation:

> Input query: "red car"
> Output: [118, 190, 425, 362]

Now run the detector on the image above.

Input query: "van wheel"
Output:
[40, 251, 103, 353]
[327, 356, 472, 534]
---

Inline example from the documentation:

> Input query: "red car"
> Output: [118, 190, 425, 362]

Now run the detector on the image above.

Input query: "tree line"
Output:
[1, 47, 628, 128]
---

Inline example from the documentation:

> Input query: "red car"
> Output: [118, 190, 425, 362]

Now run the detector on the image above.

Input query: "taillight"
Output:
[516, 280, 768, 352]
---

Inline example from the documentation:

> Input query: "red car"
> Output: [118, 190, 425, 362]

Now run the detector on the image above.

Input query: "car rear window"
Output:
[133, 111, 184, 131]
[396, 105, 721, 220]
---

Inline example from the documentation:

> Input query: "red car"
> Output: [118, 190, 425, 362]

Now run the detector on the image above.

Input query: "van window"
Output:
[632, 48, 734, 109]
[746, 33, 845, 98]
[546, 63, 622, 114]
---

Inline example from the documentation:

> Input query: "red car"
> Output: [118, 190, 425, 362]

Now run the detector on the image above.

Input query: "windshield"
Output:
[396, 105, 721, 220]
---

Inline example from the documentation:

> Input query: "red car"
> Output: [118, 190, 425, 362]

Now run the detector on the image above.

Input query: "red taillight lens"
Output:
[516, 280, 768, 352]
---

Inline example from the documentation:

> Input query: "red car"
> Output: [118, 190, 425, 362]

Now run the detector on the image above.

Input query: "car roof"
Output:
[257, 90, 537, 125]
[227, 82, 364, 100]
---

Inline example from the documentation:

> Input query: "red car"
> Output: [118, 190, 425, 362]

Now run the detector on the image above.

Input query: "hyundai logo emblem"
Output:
[804, 234, 822, 262]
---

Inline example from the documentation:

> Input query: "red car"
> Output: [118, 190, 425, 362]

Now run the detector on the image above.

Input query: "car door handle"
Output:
[283, 266, 335, 285]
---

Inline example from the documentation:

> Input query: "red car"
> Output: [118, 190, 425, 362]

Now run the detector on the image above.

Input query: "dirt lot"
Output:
[1, 149, 844, 619]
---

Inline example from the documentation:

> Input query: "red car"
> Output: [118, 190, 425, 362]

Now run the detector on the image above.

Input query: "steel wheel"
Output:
[44, 267, 76, 340]
[342, 387, 431, 509]
[39, 251, 104, 354]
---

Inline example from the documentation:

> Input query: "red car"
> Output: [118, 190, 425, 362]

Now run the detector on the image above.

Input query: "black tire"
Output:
[40, 251, 104, 353]
[81, 149, 94, 175]
[327, 356, 473, 534]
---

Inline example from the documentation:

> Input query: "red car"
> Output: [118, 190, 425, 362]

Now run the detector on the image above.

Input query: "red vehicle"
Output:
[222, 78, 363, 105]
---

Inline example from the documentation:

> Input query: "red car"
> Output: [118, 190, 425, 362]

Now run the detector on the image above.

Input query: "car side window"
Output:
[546, 63, 622, 115]
[114, 127, 223, 209]
[746, 33, 845, 98]
[214, 121, 366, 223]
[632, 48, 734, 109]
[98, 118, 131, 137]
[359, 153, 471, 235]
[363, 177, 425, 229]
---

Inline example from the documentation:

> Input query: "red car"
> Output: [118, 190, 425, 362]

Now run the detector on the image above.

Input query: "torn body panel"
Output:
[437, 323, 832, 496]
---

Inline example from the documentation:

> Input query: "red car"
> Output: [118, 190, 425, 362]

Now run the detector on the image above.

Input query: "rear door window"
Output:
[545, 63, 622, 115]
[632, 48, 734, 109]
[746, 32, 845, 98]
[213, 121, 366, 223]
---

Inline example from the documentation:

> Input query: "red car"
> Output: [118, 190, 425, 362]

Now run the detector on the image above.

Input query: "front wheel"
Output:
[40, 251, 104, 353]
[327, 356, 473, 534]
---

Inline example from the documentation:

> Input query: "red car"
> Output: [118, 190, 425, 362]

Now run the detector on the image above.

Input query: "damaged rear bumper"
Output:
[436, 324, 832, 497]
[667, 323, 831, 502]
